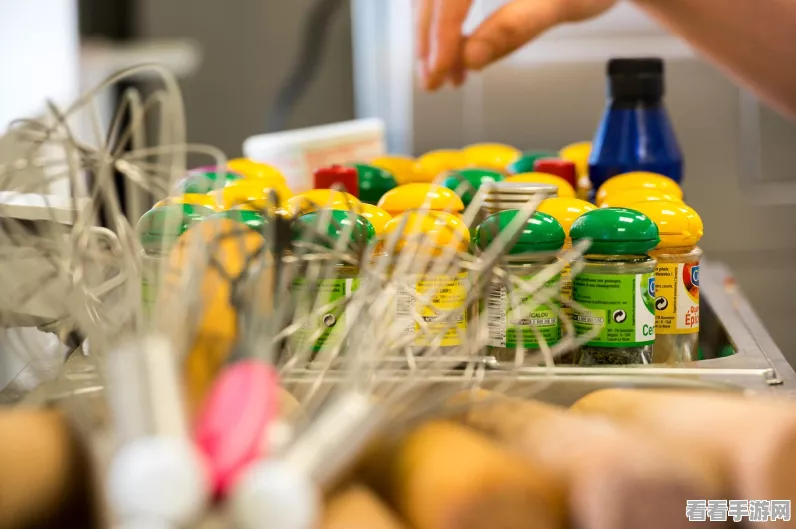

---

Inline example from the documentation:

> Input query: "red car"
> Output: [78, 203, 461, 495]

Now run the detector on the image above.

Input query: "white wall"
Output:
[0, 0, 80, 130]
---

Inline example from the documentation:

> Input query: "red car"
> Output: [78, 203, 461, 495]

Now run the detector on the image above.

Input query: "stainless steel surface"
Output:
[698, 260, 796, 392]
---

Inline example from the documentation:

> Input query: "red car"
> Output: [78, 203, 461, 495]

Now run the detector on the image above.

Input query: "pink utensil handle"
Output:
[194, 360, 279, 497]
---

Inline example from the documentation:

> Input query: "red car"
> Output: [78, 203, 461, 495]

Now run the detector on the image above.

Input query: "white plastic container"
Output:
[242, 118, 386, 193]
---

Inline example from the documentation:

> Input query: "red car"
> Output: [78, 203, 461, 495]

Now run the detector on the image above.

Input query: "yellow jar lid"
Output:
[596, 171, 683, 206]
[536, 197, 597, 236]
[631, 200, 703, 248]
[600, 188, 684, 209]
[414, 149, 468, 182]
[371, 155, 422, 185]
[227, 158, 287, 183]
[377, 183, 465, 216]
[504, 172, 576, 198]
[154, 193, 222, 211]
[383, 210, 470, 253]
[357, 203, 393, 236]
[559, 141, 591, 177]
[462, 143, 521, 172]
[284, 189, 362, 218]
[208, 179, 292, 211]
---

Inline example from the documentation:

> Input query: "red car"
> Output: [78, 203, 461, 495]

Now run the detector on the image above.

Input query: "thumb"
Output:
[463, 0, 565, 70]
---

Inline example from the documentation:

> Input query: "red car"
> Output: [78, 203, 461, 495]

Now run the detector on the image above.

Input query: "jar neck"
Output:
[651, 244, 699, 254]
[583, 254, 654, 264]
[497, 253, 559, 265]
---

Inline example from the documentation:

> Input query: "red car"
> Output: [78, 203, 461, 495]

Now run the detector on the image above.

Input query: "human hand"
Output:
[416, 0, 619, 90]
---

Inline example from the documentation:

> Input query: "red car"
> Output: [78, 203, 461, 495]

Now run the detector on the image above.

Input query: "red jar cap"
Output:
[313, 165, 359, 197]
[533, 158, 577, 189]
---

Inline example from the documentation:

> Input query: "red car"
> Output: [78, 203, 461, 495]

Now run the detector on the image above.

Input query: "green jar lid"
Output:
[475, 210, 565, 254]
[208, 208, 269, 232]
[292, 209, 376, 250]
[441, 168, 504, 206]
[176, 170, 243, 194]
[136, 203, 214, 252]
[507, 150, 559, 174]
[570, 207, 660, 255]
[348, 163, 398, 205]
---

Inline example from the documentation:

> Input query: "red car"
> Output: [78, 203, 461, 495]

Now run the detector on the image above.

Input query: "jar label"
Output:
[396, 272, 468, 347]
[486, 274, 561, 348]
[654, 262, 699, 334]
[572, 272, 656, 347]
[142, 278, 156, 313]
[292, 277, 359, 353]
[141, 257, 161, 314]
[560, 264, 573, 302]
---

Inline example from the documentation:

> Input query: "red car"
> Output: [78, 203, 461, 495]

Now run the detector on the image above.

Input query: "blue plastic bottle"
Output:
[588, 58, 683, 201]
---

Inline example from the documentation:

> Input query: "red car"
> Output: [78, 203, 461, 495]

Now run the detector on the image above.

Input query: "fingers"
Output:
[423, 0, 473, 90]
[416, 0, 434, 76]
[448, 39, 468, 87]
[463, 0, 564, 71]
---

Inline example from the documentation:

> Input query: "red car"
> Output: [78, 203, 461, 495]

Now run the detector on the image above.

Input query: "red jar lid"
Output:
[313, 165, 359, 197]
[533, 158, 577, 189]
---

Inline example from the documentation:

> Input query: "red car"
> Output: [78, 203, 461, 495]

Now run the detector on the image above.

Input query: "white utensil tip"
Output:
[115, 518, 175, 529]
[107, 436, 210, 525]
[231, 459, 319, 529]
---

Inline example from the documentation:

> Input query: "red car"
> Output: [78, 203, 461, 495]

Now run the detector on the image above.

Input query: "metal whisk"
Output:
[0, 65, 602, 529]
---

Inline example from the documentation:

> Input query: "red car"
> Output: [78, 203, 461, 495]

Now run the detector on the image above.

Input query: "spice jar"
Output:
[536, 198, 597, 364]
[461, 143, 522, 172]
[506, 150, 558, 175]
[536, 198, 597, 306]
[631, 201, 703, 363]
[227, 158, 287, 183]
[505, 172, 577, 198]
[207, 208, 270, 233]
[532, 158, 578, 190]
[414, 150, 469, 182]
[289, 209, 376, 359]
[357, 203, 392, 237]
[175, 170, 243, 194]
[475, 210, 566, 364]
[358, 203, 392, 267]
[599, 188, 683, 209]
[595, 171, 683, 207]
[347, 163, 398, 205]
[208, 178, 292, 211]
[570, 208, 659, 365]
[376, 183, 464, 218]
[382, 211, 470, 357]
[154, 194, 222, 211]
[371, 155, 420, 185]
[474, 181, 557, 230]
[283, 189, 362, 218]
[136, 203, 214, 314]
[440, 168, 504, 207]
[559, 141, 592, 200]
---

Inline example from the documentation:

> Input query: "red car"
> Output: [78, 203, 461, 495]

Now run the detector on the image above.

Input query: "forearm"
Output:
[634, 0, 796, 119]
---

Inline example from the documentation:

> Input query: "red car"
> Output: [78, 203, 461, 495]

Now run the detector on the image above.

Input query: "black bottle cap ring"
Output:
[608, 57, 665, 101]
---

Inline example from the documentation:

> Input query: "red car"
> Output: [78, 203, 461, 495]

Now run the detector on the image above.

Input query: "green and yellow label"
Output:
[396, 272, 468, 347]
[572, 272, 655, 347]
[292, 277, 359, 353]
[485, 274, 561, 349]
